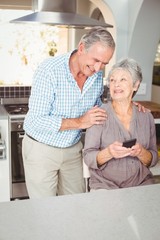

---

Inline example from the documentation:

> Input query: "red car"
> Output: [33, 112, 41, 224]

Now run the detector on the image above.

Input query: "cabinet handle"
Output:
[18, 133, 25, 139]
[0, 140, 6, 159]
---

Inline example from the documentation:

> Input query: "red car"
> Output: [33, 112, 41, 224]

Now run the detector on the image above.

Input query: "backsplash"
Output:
[0, 86, 31, 98]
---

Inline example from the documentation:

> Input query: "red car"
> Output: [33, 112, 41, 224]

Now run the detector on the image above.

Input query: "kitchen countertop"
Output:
[139, 101, 160, 119]
[0, 184, 160, 240]
[0, 97, 28, 119]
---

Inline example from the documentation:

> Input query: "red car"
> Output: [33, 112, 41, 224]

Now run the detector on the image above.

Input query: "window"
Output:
[0, 9, 68, 86]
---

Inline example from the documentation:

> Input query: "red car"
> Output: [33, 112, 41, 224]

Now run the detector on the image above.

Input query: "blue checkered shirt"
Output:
[24, 51, 103, 147]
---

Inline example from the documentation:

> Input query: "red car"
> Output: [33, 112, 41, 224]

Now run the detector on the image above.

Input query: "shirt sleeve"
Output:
[28, 63, 62, 134]
[148, 113, 158, 167]
[95, 83, 104, 106]
[83, 123, 104, 169]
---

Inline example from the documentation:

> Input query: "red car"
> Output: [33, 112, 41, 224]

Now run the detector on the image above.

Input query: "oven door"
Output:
[11, 130, 28, 200]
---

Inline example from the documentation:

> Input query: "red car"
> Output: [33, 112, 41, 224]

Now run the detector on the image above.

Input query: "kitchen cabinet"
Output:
[139, 101, 160, 122]
[0, 107, 10, 202]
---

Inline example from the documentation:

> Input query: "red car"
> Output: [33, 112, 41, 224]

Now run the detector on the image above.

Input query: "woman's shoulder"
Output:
[134, 104, 155, 123]
[101, 101, 112, 111]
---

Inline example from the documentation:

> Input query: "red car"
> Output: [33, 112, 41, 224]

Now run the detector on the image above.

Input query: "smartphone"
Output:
[122, 138, 136, 148]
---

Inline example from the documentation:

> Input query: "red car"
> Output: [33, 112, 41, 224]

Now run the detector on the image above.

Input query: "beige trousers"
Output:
[22, 134, 85, 199]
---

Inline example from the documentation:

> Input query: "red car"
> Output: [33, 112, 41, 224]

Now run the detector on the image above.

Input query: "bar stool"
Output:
[83, 157, 90, 192]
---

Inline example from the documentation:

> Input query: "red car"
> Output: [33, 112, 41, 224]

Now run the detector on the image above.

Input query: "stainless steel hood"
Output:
[10, 0, 113, 29]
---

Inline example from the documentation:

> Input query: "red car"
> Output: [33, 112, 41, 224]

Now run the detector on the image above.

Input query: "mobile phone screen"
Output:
[122, 138, 136, 148]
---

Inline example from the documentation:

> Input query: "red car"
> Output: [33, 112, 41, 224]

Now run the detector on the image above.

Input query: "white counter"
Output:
[0, 184, 160, 240]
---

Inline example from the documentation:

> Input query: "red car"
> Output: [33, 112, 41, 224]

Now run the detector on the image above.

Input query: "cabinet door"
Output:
[0, 118, 10, 202]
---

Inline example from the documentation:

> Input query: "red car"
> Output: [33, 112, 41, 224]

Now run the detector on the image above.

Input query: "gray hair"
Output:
[107, 58, 143, 86]
[79, 26, 115, 51]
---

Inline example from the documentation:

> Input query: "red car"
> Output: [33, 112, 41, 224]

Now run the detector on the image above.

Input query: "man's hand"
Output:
[60, 106, 107, 131]
[79, 106, 107, 129]
[133, 101, 150, 112]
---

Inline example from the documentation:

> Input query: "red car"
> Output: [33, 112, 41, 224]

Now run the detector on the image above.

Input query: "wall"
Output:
[1, 0, 159, 103]
[152, 85, 160, 103]
[69, 0, 116, 77]
[102, 0, 160, 103]
[128, 0, 160, 102]
[0, 86, 31, 98]
[89, 0, 116, 77]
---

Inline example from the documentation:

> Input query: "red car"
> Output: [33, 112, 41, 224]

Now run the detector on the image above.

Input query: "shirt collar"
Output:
[65, 49, 101, 83]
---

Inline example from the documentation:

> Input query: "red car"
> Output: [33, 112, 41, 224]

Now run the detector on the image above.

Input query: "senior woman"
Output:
[83, 58, 158, 190]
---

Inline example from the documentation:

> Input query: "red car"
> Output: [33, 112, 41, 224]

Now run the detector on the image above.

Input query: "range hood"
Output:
[10, 0, 113, 29]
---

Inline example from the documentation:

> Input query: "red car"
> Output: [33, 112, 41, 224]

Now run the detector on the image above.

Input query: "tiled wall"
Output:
[0, 86, 31, 98]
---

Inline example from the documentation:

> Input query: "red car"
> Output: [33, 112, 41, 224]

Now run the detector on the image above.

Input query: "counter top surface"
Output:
[0, 184, 160, 240]
[139, 101, 160, 119]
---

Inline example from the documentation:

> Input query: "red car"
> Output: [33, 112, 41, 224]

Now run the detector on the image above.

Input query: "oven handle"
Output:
[18, 132, 25, 139]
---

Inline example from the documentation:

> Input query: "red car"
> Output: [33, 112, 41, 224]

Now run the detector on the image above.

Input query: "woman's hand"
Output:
[130, 143, 152, 166]
[109, 141, 132, 158]
[97, 141, 152, 167]
[97, 141, 132, 166]
[129, 143, 142, 157]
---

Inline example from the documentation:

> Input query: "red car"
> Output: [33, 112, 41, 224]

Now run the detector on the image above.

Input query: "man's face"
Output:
[77, 42, 114, 77]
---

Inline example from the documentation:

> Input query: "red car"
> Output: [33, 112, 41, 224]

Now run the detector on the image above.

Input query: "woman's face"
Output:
[109, 68, 138, 101]
[77, 42, 114, 77]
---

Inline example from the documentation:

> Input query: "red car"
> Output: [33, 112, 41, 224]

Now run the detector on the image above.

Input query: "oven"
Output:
[2, 99, 29, 200]
[10, 118, 28, 200]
